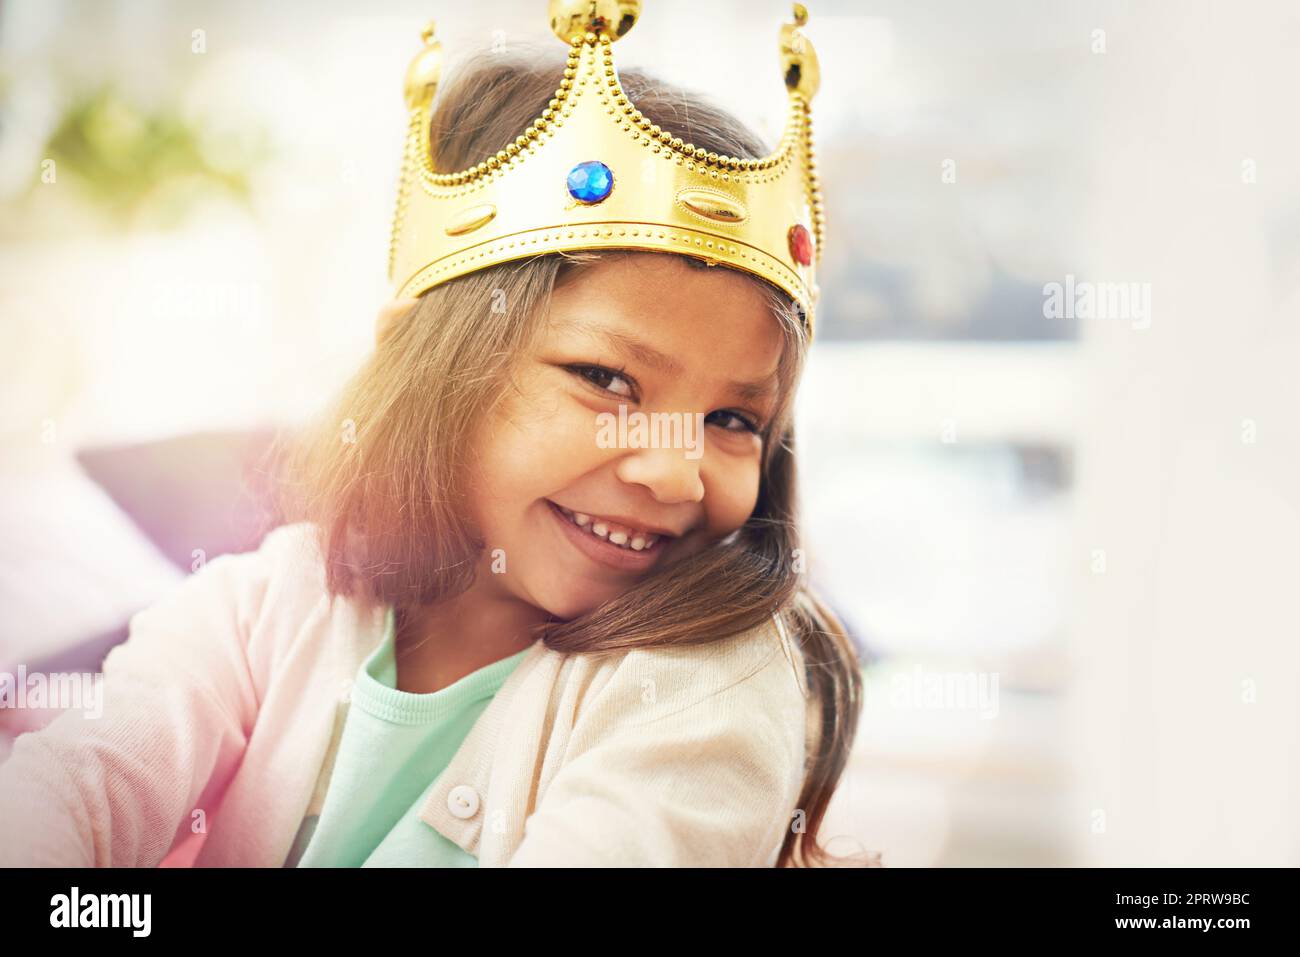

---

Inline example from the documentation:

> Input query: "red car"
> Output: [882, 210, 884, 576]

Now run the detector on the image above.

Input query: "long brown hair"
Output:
[270, 42, 877, 868]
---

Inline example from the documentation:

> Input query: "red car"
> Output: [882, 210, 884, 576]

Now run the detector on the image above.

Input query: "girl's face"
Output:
[465, 253, 786, 621]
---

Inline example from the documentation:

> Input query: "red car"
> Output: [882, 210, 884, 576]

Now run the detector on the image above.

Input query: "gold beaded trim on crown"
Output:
[387, 0, 825, 339]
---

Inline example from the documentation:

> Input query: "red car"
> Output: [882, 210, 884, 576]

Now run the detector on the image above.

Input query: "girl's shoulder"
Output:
[616, 614, 809, 704]
[245, 520, 327, 585]
[214, 520, 331, 618]
[121, 521, 325, 631]
[556, 614, 810, 750]
[134, 521, 347, 668]
[502, 616, 810, 867]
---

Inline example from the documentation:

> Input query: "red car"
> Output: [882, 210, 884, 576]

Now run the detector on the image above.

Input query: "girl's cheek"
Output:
[488, 396, 605, 484]
[492, 378, 589, 451]
[551, 397, 612, 453]
[707, 452, 763, 527]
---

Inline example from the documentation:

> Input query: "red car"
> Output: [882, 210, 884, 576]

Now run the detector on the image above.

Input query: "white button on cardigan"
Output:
[447, 784, 480, 819]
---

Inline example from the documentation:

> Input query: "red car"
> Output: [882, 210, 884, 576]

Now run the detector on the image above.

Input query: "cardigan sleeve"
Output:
[0, 533, 280, 867]
[506, 622, 809, 867]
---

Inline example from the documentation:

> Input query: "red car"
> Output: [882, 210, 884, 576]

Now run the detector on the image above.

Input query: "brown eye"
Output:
[569, 364, 635, 399]
[708, 410, 761, 433]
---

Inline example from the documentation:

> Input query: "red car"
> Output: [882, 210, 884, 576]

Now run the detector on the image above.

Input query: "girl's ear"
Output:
[375, 297, 421, 346]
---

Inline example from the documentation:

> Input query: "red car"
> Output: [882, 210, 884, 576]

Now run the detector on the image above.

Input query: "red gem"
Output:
[788, 224, 813, 266]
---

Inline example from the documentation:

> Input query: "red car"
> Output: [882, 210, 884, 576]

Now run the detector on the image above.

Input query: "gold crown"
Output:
[387, 0, 825, 338]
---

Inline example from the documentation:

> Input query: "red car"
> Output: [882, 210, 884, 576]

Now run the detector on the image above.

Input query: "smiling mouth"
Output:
[544, 498, 674, 573]
[549, 501, 664, 551]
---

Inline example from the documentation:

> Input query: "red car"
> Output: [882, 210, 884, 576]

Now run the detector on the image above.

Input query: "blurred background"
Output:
[1, 0, 1297, 866]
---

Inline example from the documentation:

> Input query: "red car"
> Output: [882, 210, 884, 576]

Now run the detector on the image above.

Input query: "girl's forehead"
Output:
[555, 250, 755, 295]
[551, 258, 779, 330]
[541, 253, 797, 394]
[547, 302, 783, 364]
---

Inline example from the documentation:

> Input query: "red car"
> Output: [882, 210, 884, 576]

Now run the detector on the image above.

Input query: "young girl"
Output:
[0, 3, 871, 868]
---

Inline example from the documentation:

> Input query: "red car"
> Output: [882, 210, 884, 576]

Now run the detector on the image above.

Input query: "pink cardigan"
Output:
[0, 523, 811, 866]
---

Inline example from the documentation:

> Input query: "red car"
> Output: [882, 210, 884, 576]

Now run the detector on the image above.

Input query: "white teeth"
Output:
[556, 503, 663, 552]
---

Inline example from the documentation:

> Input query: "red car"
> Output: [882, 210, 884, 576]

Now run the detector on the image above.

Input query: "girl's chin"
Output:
[532, 594, 602, 624]
[528, 572, 631, 622]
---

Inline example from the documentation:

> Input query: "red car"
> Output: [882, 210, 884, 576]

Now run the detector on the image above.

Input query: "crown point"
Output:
[781, 4, 820, 101]
[550, 0, 641, 43]
[403, 24, 443, 109]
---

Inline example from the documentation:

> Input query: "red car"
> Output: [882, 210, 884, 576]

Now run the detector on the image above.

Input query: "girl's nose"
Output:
[613, 444, 705, 505]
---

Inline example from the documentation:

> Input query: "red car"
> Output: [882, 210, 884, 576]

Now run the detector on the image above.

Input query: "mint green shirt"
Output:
[284, 606, 531, 867]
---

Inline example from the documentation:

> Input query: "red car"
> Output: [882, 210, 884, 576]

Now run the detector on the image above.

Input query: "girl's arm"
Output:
[506, 625, 809, 867]
[0, 543, 273, 866]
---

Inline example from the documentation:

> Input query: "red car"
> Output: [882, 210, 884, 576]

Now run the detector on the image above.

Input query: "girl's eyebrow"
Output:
[559, 319, 777, 403]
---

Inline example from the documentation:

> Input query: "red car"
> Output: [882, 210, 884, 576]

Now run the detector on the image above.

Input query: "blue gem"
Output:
[567, 160, 614, 203]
